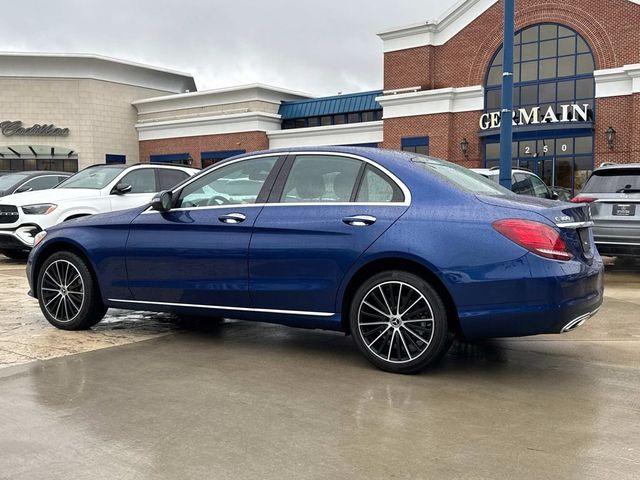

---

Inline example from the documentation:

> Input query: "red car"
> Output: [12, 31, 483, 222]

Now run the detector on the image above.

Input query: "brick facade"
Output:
[139, 132, 269, 168]
[382, 0, 640, 170]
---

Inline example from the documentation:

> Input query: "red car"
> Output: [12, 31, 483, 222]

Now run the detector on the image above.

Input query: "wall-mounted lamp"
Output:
[460, 138, 470, 159]
[605, 126, 616, 151]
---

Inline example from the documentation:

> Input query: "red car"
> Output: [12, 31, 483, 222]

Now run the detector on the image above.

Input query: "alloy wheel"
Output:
[357, 281, 435, 364]
[40, 260, 85, 323]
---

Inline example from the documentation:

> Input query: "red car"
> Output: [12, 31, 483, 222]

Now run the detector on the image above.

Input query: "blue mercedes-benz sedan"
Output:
[26, 147, 604, 373]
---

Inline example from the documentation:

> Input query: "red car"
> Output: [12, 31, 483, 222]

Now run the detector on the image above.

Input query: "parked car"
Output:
[0, 171, 71, 197]
[472, 168, 557, 200]
[571, 163, 640, 257]
[0, 163, 197, 259]
[27, 148, 603, 373]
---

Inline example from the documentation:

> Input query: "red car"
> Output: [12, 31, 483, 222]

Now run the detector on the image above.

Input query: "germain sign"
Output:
[479, 104, 592, 131]
[0, 120, 70, 137]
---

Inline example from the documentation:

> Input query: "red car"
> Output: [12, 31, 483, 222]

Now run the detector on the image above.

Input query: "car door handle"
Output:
[343, 215, 377, 227]
[218, 213, 246, 224]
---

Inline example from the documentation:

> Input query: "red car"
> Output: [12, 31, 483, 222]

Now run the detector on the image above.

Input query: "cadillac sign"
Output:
[0, 120, 70, 137]
[479, 103, 592, 130]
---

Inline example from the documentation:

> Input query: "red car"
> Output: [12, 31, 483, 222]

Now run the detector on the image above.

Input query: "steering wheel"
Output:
[206, 195, 231, 206]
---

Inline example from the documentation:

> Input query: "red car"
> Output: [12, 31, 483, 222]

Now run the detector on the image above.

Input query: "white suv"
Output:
[0, 163, 198, 258]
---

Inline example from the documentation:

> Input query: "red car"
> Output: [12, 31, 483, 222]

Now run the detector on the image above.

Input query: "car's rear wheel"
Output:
[1, 249, 29, 260]
[349, 271, 451, 374]
[37, 251, 107, 330]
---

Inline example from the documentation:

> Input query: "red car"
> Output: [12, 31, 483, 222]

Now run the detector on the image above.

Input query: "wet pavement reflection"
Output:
[0, 257, 639, 479]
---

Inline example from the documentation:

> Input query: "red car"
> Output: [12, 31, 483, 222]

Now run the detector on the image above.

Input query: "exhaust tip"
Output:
[561, 308, 600, 333]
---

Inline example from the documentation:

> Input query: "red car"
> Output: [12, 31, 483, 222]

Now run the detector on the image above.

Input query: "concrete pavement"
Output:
[0, 257, 638, 479]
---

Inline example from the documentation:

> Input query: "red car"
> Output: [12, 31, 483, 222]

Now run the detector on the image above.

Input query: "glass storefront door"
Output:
[484, 134, 593, 195]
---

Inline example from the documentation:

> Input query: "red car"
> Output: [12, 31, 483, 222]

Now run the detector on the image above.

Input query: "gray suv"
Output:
[572, 163, 640, 257]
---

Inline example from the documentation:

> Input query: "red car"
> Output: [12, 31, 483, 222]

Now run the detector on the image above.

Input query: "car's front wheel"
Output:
[349, 271, 451, 374]
[37, 251, 107, 330]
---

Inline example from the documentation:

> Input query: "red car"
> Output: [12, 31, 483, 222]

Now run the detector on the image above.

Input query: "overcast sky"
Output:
[1, 0, 447, 95]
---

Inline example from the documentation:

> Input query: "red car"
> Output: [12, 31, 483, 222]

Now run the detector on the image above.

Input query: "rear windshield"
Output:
[582, 169, 640, 193]
[410, 155, 513, 196]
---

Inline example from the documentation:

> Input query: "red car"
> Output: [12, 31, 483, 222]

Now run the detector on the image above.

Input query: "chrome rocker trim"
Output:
[561, 307, 600, 333]
[108, 298, 335, 317]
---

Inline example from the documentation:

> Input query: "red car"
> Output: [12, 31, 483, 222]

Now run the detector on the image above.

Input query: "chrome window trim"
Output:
[108, 298, 334, 317]
[141, 151, 412, 215]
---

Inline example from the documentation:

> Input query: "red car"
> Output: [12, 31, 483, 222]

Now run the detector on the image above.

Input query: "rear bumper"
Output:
[455, 255, 605, 338]
[595, 241, 640, 257]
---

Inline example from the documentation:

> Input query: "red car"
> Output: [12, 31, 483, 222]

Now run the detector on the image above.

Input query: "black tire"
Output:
[349, 270, 451, 374]
[37, 251, 107, 330]
[1, 249, 29, 260]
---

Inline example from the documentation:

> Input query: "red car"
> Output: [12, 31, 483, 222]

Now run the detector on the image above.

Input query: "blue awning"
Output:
[150, 153, 190, 163]
[401, 136, 429, 148]
[279, 90, 383, 119]
[201, 150, 246, 161]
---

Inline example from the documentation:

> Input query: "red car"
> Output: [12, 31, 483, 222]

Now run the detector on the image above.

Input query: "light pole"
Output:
[499, 0, 515, 189]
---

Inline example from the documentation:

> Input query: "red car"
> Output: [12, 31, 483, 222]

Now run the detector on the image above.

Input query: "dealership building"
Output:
[1, 0, 639, 194]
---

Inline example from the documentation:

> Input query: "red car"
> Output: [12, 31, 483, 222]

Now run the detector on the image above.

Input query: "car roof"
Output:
[471, 168, 534, 175]
[594, 163, 640, 171]
[82, 163, 197, 172]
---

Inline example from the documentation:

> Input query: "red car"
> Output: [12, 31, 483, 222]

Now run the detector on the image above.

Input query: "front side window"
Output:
[280, 155, 361, 203]
[118, 169, 157, 193]
[177, 157, 277, 208]
[18, 176, 63, 192]
[527, 173, 551, 198]
[513, 173, 535, 196]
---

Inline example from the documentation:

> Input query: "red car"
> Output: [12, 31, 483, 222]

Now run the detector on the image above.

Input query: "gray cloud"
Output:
[2, 0, 446, 95]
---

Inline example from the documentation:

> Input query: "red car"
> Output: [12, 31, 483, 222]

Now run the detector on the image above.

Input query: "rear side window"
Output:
[582, 169, 640, 193]
[355, 166, 404, 203]
[119, 169, 157, 193]
[158, 169, 189, 190]
[280, 155, 361, 203]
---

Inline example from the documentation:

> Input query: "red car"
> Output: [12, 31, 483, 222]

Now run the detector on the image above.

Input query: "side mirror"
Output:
[551, 191, 559, 200]
[113, 183, 132, 195]
[150, 190, 173, 212]
[15, 186, 33, 194]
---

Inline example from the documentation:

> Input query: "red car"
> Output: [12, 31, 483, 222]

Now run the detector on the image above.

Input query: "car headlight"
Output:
[33, 230, 47, 247]
[22, 204, 57, 215]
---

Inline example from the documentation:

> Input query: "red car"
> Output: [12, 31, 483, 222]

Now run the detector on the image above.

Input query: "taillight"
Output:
[570, 197, 595, 203]
[493, 219, 573, 261]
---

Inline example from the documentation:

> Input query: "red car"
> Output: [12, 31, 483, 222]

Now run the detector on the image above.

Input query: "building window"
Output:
[347, 112, 361, 123]
[483, 23, 595, 195]
[105, 154, 126, 164]
[485, 23, 595, 113]
[201, 150, 246, 169]
[401, 136, 429, 155]
[280, 110, 382, 130]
